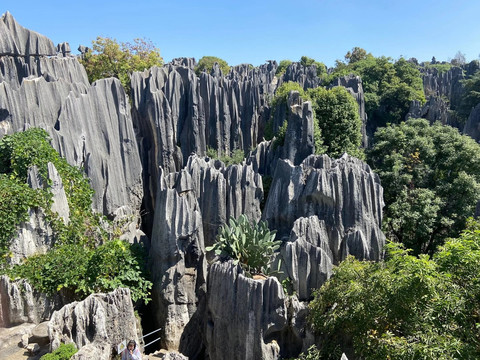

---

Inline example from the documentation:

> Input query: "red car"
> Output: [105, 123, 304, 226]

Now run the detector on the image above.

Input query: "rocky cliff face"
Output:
[264, 154, 384, 262]
[205, 261, 287, 360]
[0, 275, 61, 327]
[131, 62, 276, 231]
[48, 288, 140, 360]
[0, 13, 142, 217]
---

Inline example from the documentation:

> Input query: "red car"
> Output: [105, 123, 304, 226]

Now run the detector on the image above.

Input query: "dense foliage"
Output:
[0, 129, 98, 263]
[368, 118, 480, 254]
[7, 239, 152, 303]
[326, 49, 425, 129]
[40, 343, 78, 360]
[309, 226, 480, 359]
[0, 128, 152, 303]
[206, 215, 281, 276]
[276, 59, 292, 75]
[80, 36, 163, 92]
[195, 56, 230, 76]
[458, 69, 480, 121]
[307, 86, 363, 159]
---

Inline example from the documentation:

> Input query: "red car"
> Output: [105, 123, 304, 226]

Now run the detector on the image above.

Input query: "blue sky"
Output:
[3, 0, 480, 68]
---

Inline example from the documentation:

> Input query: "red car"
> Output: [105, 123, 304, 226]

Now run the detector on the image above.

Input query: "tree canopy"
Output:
[80, 36, 163, 92]
[194, 56, 230, 76]
[309, 225, 480, 359]
[326, 49, 425, 130]
[307, 86, 363, 159]
[367, 118, 480, 254]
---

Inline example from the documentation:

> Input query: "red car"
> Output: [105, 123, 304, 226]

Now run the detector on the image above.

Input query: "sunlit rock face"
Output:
[0, 12, 143, 217]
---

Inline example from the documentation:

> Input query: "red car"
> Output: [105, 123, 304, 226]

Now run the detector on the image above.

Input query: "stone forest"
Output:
[1, 11, 480, 360]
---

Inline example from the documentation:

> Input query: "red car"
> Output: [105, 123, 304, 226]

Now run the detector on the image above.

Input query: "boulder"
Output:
[30, 321, 50, 346]
[48, 288, 140, 357]
[0, 275, 60, 327]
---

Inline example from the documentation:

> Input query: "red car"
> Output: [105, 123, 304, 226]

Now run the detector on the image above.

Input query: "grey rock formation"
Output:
[0, 11, 56, 56]
[131, 62, 275, 229]
[150, 167, 207, 350]
[407, 96, 449, 124]
[205, 261, 286, 360]
[281, 93, 315, 165]
[464, 103, 480, 142]
[181, 155, 263, 246]
[263, 154, 385, 263]
[56, 42, 71, 57]
[0, 14, 143, 217]
[0, 275, 60, 327]
[280, 62, 320, 90]
[48, 288, 140, 358]
[169, 57, 197, 70]
[71, 341, 112, 360]
[282, 216, 334, 301]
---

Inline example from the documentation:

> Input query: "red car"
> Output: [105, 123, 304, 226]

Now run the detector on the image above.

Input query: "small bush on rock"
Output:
[206, 215, 281, 276]
[40, 343, 77, 360]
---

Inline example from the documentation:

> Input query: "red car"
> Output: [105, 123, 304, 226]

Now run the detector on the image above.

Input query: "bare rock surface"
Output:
[48, 288, 140, 358]
[205, 261, 286, 360]
[0, 12, 56, 56]
[0, 13, 143, 217]
[150, 167, 206, 350]
[0, 275, 60, 327]
[263, 154, 385, 263]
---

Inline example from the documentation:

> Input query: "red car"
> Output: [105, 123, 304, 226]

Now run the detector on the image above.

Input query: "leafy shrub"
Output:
[80, 37, 163, 92]
[206, 215, 281, 276]
[276, 59, 292, 75]
[8, 240, 152, 303]
[41, 343, 78, 360]
[309, 235, 480, 360]
[0, 129, 103, 259]
[307, 86, 363, 159]
[220, 149, 245, 166]
[0, 175, 45, 262]
[195, 56, 230, 76]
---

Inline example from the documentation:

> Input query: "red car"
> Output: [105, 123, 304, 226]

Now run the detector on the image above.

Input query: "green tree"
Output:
[276, 59, 292, 75]
[344, 46, 369, 64]
[309, 235, 480, 360]
[195, 56, 230, 76]
[368, 118, 480, 253]
[300, 56, 327, 78]
[325, 51, 425, 129]
[80, 37, 163, 92]
[308, 86, 363, 159]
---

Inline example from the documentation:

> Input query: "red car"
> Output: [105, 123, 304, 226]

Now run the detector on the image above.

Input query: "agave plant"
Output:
[206, 214, 281, 276]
